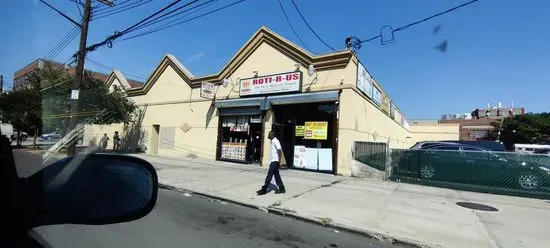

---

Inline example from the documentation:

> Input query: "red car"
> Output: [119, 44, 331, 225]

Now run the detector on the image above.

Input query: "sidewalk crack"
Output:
[268, 179, 345, 209]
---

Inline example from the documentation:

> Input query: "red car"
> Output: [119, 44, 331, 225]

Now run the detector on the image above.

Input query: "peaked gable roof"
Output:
[105, 70, 143, 90]
[127, 26, 354, 96]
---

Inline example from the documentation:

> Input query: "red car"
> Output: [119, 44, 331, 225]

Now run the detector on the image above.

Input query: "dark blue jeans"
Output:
[263, 161, 285, 190]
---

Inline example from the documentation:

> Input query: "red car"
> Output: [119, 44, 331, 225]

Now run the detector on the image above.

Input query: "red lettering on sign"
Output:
[292, 73, 299, 80]
[252, 79, 258, 85]
[285, 74, 292, 81]
[275, 76, 282, 82]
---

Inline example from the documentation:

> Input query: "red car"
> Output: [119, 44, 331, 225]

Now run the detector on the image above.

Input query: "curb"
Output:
[158, 183, 430, 248]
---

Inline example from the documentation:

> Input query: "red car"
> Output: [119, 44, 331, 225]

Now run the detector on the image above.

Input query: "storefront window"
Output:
[219, 115, 262, 163]
[272, 102, 336, 172]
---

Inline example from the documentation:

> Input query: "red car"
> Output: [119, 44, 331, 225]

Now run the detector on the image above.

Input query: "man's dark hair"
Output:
[269, 130, 277, 136]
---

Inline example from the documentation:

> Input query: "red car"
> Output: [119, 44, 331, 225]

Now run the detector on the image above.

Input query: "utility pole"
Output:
[66, 0, 92, 156]
[0, 75, 3, 93]
[67, 0, 113, 155]
[38, 0, 112, 155]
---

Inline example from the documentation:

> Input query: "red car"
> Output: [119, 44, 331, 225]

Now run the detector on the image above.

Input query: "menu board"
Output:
[304, 121, 328, 140]
[221, 142, 247, 161]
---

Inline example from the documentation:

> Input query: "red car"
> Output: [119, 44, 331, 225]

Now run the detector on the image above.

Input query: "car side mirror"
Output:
[27, 154, 158, 226]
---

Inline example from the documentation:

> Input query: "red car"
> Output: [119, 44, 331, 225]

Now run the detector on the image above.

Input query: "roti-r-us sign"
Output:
[239, 71, 302, 96]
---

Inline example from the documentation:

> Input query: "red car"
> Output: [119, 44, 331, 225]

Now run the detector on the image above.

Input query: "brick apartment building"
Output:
[13, 59, 142, 90]
[440, 107, 525, 141]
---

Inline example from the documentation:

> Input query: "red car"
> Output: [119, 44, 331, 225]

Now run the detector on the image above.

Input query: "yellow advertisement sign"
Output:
[295, 125, 305, 137]
[304, 121, 328, 140]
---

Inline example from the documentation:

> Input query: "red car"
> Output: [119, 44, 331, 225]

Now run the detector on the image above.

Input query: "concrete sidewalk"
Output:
[131, 153, 550, 248]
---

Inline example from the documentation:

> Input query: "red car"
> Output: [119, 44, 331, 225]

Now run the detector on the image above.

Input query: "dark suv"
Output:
[397, 142, 550, 190]
[411, 140, 506, 151]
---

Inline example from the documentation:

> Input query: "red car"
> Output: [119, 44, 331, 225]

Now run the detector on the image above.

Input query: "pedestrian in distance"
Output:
[100, 133, 109, 152]
[113, 131, 121, 152]
[256, 130, 286, 195]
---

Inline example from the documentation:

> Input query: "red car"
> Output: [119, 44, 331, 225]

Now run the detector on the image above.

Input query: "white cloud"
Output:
[183, 52, 205, 64]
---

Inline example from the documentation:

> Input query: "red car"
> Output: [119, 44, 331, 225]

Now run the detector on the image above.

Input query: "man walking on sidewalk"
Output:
[256, 130, 286, 195]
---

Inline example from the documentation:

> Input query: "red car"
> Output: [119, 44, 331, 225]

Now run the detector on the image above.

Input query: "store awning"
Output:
[266, 90, 339, 106]
[219, 107, 261, 116]
[213, 96, 265, 108]
[214, 91, 339, 111]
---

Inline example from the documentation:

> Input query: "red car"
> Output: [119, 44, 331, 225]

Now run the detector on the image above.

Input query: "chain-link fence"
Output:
[390, 149, 550, 198]
[353, 141, 388, 171]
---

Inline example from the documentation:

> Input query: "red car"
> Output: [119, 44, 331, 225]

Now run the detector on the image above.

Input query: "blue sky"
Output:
[1, 0, 549, 119]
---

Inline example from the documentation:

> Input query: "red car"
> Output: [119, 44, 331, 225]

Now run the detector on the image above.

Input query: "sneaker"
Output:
[256, 188, 267, 195]
[275, 188, 286, 194]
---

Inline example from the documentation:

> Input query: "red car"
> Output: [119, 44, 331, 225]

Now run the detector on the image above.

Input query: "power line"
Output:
[44, 26, 80, 61]
[276, 0, 313, 53]
[85, 0, 201, 50]
[289, 0, 336, 51]
[120, 0, 249, 42]
[93, 0, 149, 18]
[39, 0, 82, 28]
[85, 57, 147, 80]
[44, 27, 76, 60]
[125, 0, 219, 34]
[93, 0, 131, 13]
[57, 55, 77, 70]
[352, 0, 481, 48]
[75, 0, 83, 17]
[114, 0, 185, 37]
[92, 0, 152, 19]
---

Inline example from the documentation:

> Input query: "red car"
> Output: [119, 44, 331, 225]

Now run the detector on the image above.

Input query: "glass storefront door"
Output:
[272, 102, 337, 172]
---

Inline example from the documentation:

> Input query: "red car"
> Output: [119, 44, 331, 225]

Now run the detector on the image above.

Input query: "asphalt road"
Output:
[32, 189, 399, 248]
[12, 150, 401, 248]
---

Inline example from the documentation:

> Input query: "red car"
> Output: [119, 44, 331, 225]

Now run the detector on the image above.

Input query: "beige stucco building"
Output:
[88, 27, 424, 176]
[409, 120, 460, 144]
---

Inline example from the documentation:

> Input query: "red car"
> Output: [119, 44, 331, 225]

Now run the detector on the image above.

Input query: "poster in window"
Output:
[226, 116, 236, 127]
[372, 85, 382, 106]
[304, 121, 328, 140]
[293, 145, 307, 168]
[295, 125, 305, 137]
[357, 62, 373, 98]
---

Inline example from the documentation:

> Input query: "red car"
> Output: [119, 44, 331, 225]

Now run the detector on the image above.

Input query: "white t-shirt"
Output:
[270, 137, 282, 162]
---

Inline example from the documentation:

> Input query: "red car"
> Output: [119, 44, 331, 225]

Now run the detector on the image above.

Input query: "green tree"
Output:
[1, 65, 137, 149]
[42, 70, 136, 135]
[0, 75, 42, 147]
[490, 113, 550, 150]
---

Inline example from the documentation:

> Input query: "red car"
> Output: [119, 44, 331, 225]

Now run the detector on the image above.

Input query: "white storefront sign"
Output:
[357, 62, 373, 98]
[373, 85, 382, 105]
[200, 81, 216, 99]
[239, 71, 302, 96]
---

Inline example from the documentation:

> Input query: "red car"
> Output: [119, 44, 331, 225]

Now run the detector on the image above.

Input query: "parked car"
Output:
[534, 149, 550, 156]
[10, 129, 28, 141]
[40, 131, 62, 141]
[396, 142, 550, 191]
[441, 140, 506, 151]
[411, 140, 506, 151]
